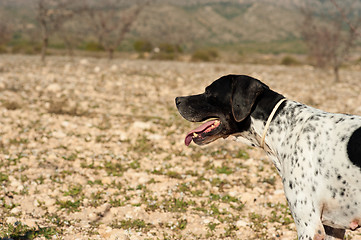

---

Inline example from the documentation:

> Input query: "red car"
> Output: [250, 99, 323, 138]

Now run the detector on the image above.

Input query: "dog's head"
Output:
[175, 75, 277, 146]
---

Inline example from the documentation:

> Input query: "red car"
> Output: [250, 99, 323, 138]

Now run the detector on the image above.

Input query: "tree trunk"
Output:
[40, 19, 48, 63]
[63, 36, 74, 57]
[333, 65, 340, 82]
[108, 48, 114, 60]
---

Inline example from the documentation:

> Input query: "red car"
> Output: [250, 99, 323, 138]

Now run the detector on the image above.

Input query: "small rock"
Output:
[6, 217, 17, 225]
[80, 59, 89, 65]
[46, 83, 61, 92]
[52, 130, 66, 138]
[236, 220, 248, 228]
[10, 207, 21, 214]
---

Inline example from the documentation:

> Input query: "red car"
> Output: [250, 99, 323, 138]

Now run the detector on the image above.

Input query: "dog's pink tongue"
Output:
[184, 120, 216, 146]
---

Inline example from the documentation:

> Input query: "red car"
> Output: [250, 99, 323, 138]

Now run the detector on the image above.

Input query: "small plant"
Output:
[175, 218, 188, 230]
[82, 41, 104, 51]
[236, 149, 249, 159]
[281, 55, 300, 66]
[166, 171, 183, 179]
[215, 165, 233, 175]
[63, 184, 83, 198]
[207, 222, 218, 232]
[152, 43, 182, 60]
[162, 198, 191, 213]
[223, 223, 238, 238]
[89, 191, 105, 207]
[104, 161, 125, 177]
[0, 173, 9, 185]
[129, 160, 141, 169]
[134, 39, 153, 53]
[111, 219, 154, 232]
[62, 153, 77, 161]
[1, 99, 22, 110]
[262, 176, 276, 186]
[191, 48, 219, 62]
[0, 222, 59, 239]
[267, 202, 293, 225]
[248, 212, 267, 234]
[56, 199, 82, 213]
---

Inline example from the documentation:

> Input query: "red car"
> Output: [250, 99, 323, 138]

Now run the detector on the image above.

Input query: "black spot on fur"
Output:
[347, 127, 361, 168]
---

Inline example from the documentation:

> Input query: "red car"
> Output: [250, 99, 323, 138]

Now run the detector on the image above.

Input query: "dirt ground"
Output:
[0, 55, 361, 239]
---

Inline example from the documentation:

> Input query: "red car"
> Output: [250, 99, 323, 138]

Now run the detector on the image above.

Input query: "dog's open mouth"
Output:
[185, 118, 222, 146]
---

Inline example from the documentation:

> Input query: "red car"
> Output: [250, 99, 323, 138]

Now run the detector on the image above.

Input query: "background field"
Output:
[0, 55, 360, 239]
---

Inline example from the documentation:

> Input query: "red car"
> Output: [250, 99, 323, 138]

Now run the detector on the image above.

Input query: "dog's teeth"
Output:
[193, 133, 198, 137]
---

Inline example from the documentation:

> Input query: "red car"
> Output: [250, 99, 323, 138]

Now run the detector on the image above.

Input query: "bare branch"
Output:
[329, 0, 361, 37]
[84, 0, 150, 59]
[36, 0, 82, 62]
[299, 0, 360, 82]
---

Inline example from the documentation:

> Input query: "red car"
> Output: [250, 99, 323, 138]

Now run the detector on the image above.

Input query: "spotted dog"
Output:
[175, 75, 361, 240]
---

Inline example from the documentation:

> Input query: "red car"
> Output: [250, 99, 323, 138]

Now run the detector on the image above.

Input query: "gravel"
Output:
[0, 55, 360, 239]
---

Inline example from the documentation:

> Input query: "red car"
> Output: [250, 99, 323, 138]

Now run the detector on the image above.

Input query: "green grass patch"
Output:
[56, 199, 82, 213]
[111, 219, 154, 232]
[0, 222, 59, 239]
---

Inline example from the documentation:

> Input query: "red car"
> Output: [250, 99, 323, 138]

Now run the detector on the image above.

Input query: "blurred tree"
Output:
[36, 0, 81, 62]
[300, 0, 360, 82]
[0, 19, 13, 51]
[84, 0, 150, 59]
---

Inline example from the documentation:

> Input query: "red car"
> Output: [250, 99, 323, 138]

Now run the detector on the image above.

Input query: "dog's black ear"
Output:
[231, 76, 267, 122]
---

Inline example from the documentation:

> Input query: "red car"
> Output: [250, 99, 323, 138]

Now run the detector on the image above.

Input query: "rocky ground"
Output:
[0, 55, 360, 240]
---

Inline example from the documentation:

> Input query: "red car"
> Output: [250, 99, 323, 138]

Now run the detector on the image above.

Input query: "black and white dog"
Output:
[175, 75, 361, 240]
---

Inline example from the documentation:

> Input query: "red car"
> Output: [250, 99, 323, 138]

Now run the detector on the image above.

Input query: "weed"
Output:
[129, 160, 140, 169]
[209, 177, 229, 189]
[191, 48, 219, 62]
[56, 199, 82, 213]
[143, 195, 159, 211]
[0, 197, 19, 211]
[281, 55, 300, 66]
[109, 197, 125, 208]
[89, 191, 104, 207]
[267, 202, 293, 225]
[0, 222, 59, 239]
[207, 222, 218, 232]
[223, 223, 238, 238]
[131, 135, 153, 153]
[248, 212, 267, 235]
[230, 202, 246, 211]
[175, 218, 187, 230]
[104, 161, 125, 177]
[162, 198, 191, 213]
[8, 137, 29, 146]
[241, 176, 254, 189]
[166, 171, 183, 179]
[221, 194, 238, 203]
[215, 165, 233, 175]
[262, 176, 276, 186]
[236, 149, 249, 159]
[63, 185, 83, 198]
[2, 99, 22, 110]
[177, 183, 190, 193]
[111, 219, 154, 232]
[0, 173, 9, 185]
[87, 179, 103, 186]
[62, 153, 77, 161]
[209, 193, 221, 201]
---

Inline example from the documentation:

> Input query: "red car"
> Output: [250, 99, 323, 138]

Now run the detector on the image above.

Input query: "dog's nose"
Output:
[175, 97, 182, 106]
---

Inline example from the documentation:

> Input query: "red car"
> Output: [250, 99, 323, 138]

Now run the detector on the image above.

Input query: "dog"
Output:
[175, 75, 361, 240]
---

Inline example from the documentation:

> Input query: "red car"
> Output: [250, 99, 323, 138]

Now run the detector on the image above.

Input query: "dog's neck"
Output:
[233, 95, 313, 174]
[233, 90, 286, 149]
